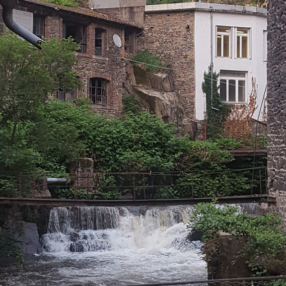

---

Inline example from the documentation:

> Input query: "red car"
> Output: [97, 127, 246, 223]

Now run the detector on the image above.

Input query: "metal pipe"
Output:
[210, 7, 219, 111]
[0, 0, 43, 49]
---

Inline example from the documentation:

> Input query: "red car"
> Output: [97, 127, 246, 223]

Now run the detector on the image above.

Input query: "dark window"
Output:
[57, 90, 65, 101]
[125, 32, 130, 53]
[33, 15, 45, 38]
[89, 78, 107, 105]
[95, 29, 103, 56]
[220, 79, 227, 101]
[63, 22, 86, 53]
[70, 88, 77, 101]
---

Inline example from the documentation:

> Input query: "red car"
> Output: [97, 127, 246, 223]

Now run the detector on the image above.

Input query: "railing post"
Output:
[265, 167, 267, 193]
[202, 171, 205, 197]
[132, 173, 136, 201]
[191, 172, 194, 198]
[143, 174, 146, 200]
[18, 172, 22, 197]
[32, 172, 36, 198]
[259, 168, 262, 195]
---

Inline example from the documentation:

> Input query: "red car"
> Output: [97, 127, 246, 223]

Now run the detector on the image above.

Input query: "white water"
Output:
[1, 206, 207, 286]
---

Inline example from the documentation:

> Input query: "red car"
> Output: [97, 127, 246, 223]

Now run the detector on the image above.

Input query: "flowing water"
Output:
[0, 205, 207, 286]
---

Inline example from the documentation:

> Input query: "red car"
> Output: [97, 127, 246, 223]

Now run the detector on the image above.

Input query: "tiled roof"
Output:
[20, 0, 143, 28]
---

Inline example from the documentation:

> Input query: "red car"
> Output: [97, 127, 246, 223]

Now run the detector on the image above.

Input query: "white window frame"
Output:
[235, 27, 251, 59]
[216, 26, 231, 58]
[219, 73, 247, 103]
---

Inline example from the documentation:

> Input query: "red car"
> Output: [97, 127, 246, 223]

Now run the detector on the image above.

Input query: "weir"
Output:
[0, 204, 260, 285]
[38, 205, 207, 285]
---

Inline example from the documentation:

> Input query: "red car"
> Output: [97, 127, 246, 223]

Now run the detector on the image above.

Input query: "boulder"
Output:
[187, 230, 203, 242]
[70, 242, 85, 252]
[16, 222, 40, 255]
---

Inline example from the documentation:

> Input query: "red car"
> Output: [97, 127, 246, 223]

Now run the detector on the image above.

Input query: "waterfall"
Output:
[42, 206, 198, 254]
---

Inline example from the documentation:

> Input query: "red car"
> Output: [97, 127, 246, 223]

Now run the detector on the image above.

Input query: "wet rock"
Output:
[16, 222, 40, 254]
[70, 232, 80, 242]
[70, 242, 85, 252]
[187, 230, 203, 241]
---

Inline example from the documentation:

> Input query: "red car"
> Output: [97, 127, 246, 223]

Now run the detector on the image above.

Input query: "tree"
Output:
[0, 33, 80, 146]
[202, 65, 230, 139]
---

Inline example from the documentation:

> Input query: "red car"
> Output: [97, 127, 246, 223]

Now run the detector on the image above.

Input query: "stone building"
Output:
[0, 0, 144, 117]
[267, 0, 286, 225]
[139, 2, 267, 138]
[0, 0, 268, 138]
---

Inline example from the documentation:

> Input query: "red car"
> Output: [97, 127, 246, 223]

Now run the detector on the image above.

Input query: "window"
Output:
[125, 30, 133, 53]
[70, 88, 77, 101]
[95, 29, 104, 56]
[236, 28, 249, 58]
[63, 22, 86, 53]
[57, 90, 65, 101]
[217, 27, 231, 58]
[220, 71, 246, 103]
[33, 15, 45, 38]
[56, 89, 78, 101]
[89, 78, 107, 105]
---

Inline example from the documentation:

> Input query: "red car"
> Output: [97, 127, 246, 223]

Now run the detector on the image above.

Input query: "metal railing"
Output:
[0, 167, 267, 200]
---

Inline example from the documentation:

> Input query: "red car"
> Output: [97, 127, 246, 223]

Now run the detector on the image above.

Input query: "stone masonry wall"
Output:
[137, 11, 202, 138]
[267, 0, 286, 225]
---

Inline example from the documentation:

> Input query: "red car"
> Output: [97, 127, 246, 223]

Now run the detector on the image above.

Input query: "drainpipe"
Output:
[210, 7, 219, 111]
[0, 0, 43, 49]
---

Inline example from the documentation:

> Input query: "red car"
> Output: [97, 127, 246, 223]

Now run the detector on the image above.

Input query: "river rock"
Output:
[70, 242, 85, 252]
[16, 222, 41, 254]
[187, 230, 203, 241]
[70, 232, 80, 242]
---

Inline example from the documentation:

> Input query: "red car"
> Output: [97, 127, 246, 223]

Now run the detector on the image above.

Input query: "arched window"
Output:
[89, 78, 107, 105]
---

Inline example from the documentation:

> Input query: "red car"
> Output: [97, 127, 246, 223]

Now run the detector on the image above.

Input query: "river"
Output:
[1, 206, 207, 286]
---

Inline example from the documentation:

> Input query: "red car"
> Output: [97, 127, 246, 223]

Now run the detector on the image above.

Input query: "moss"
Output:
[43, 0, 81, 7]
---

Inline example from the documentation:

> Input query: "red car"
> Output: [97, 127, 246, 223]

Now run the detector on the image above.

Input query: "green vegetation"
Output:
[0, 34, 266, 201]
[132, 50, 167, 72]
[202, 65, 230, 139]
[189, 202, 286, 276]
[43, 0, 81, 7]
[0, 33, 80, 197]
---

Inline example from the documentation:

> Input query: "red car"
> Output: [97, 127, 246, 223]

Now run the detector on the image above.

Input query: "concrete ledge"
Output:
[145, 2, 267, 17]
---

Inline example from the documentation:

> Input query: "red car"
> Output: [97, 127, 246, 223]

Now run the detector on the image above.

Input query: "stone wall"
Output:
[267, 0, 286, 226]
[97, 6, 145, 27]
[137, 11, 203, 139]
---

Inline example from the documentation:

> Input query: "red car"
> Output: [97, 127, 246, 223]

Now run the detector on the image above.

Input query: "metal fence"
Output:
[0, 167, 267, 200]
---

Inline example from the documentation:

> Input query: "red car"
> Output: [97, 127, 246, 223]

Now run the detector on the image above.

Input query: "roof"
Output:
[145, 2, 267, 17]
[19, 0, 143, 28]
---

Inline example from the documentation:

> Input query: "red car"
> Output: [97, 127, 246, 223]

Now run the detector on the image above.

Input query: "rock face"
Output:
[132, 65, 183, 123]
[131, 64, 204, 139]
[208, 235, 252, 279]
[16, 222, 41, 255]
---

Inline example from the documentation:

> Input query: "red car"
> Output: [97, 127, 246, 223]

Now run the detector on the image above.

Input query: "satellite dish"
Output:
[113, 34, 122, 48]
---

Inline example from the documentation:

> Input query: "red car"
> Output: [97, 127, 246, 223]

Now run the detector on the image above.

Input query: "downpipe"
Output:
[0, 0, 43, 49]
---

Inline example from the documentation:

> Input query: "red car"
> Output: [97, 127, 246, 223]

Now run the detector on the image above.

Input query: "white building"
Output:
[146, 2, 267, 124]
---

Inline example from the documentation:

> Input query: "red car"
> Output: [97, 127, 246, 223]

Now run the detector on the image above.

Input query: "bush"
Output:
[132, 50, 167, 72]
[189, 201, 286, 275]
